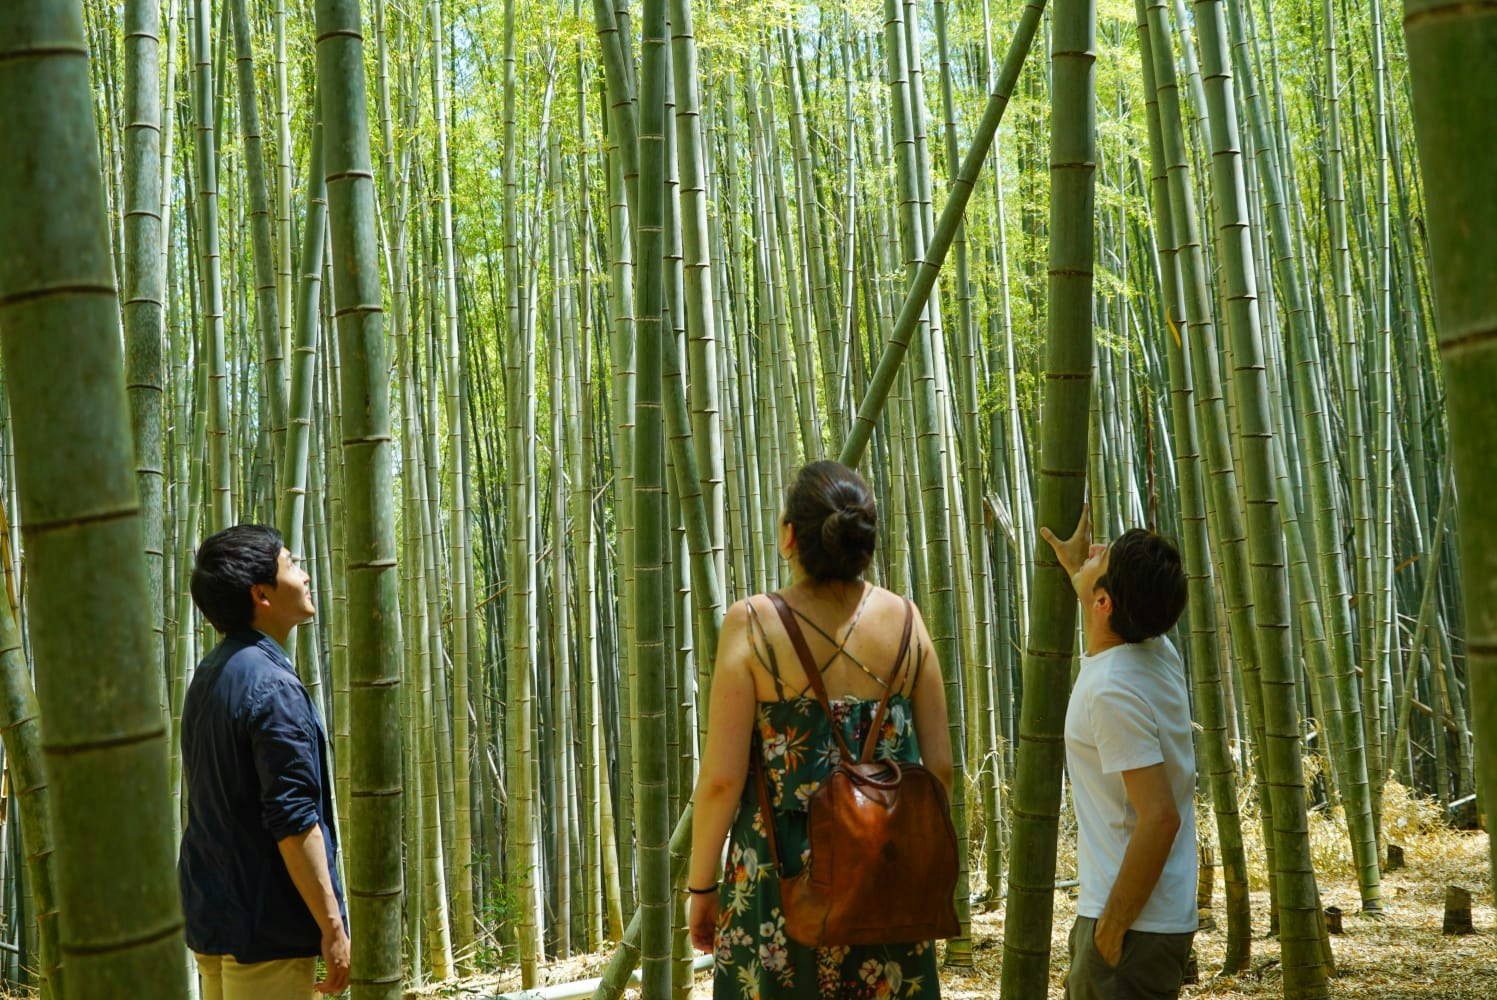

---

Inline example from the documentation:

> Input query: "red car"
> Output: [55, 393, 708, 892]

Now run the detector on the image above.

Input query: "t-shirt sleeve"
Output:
[249, 678, 323, 841]
[1089, 676, 1164, 775]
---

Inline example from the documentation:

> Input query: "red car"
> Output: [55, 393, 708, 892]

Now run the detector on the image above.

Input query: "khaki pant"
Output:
[1065, 916, 1194, 1000]
[193, 952, 317, 1000]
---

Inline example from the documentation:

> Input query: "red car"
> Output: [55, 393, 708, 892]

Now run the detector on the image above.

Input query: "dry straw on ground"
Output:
[412, 784, 1496, 999]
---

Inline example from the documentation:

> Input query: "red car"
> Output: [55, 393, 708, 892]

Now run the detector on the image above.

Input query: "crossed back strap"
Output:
[753, 592, 914, 874]
[766, 591, 913, 764]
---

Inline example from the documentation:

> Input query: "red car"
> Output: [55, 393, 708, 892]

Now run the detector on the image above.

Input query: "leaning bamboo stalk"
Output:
[1392, 468, 1455, 786]
[840, 0, 1047, 467]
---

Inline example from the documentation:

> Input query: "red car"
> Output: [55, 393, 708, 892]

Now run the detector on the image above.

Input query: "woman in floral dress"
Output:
[687, 461, 955, 999]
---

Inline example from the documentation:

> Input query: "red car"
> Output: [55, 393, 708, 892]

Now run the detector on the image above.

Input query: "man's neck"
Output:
[1083, 615, 1125, 658]
[252, 621, 293, 651]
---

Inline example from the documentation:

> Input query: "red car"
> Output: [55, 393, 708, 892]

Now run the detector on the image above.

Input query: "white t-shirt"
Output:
[1065, 635, 1198, 933]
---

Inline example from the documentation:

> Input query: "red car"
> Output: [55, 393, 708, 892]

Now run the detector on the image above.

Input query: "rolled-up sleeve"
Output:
[249, 680, 323, 841]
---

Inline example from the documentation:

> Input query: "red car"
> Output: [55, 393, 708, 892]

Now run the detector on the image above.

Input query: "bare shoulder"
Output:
[866, 586, 929, 632]
[713, 599, 756, 673]
[722, 597, 753, 631]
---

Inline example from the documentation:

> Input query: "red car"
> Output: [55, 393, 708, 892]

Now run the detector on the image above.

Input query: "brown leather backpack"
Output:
[753, 592, 961, 947]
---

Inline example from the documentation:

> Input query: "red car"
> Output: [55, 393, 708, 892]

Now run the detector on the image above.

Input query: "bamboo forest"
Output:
[0, 0, 1492, 997]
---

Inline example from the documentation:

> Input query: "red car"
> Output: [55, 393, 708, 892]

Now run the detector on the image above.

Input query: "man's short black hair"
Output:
[1097, 528, 1187, 643]
[190, 525, 284, 633]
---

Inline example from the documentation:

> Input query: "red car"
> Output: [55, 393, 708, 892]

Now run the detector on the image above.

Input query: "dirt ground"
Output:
[412, 794, 1497, 999]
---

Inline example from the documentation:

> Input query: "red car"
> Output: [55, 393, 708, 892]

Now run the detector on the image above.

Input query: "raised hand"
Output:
[1039, 503, 1099, 589]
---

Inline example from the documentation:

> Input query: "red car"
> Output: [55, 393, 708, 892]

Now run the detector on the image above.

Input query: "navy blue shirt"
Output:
[178, 630, 346, 962]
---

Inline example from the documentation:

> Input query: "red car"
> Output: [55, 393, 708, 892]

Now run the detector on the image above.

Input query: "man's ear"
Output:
[1094, 587, 1113, 615]
[250, 583, 270, 608]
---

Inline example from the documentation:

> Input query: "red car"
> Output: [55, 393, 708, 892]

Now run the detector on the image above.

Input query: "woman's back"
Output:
[688, 461, 953, 998]
[743, 582, 922, 705]
[710, 583, 943, 998]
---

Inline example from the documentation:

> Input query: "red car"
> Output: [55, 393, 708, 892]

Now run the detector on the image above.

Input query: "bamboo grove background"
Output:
[0, 0, 1489, 999]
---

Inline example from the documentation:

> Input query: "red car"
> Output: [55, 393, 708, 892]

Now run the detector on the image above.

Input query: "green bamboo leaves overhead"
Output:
[1403, 0, 1497, 890]
[0, 4, 186, 997]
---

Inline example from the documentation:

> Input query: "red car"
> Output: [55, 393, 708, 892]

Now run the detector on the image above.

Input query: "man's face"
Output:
[255, 547, 316, 632]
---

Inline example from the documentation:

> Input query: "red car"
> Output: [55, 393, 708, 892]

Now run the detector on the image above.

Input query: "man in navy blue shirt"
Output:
[180, 525, 350, 999]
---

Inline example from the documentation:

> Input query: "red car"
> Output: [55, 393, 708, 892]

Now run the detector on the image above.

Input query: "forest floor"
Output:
[413, 785, 1497, 999]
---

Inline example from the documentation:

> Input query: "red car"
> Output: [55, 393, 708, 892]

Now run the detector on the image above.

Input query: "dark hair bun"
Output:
[785, 462, 877, 581]
[821, 505, 876, 556]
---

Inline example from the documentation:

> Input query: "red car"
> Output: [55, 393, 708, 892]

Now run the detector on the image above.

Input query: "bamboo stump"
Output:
[1323, 906, 1343, 934]
[1386, 844, 1405, 872]
[1443, 886, 1474, 935]
[1196, 844, 1216, 930]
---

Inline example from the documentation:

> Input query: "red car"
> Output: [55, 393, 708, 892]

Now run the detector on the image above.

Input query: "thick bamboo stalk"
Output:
[1402, 0, 1497, 893]
[123, 0, 167, 720]
[999, 0, 1096, 992]
[0, 6, 187, 994]
[314, 1, 405, 995]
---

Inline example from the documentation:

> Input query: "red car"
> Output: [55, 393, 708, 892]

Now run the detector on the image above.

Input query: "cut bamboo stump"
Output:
[1323, 906, 1343, 934]
[1386, 844, 1405, 872]
[1443, 886, 1474, 935]
[1197, 844, 1216, 930]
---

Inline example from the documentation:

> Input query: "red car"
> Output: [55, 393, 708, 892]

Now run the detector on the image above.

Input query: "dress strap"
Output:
[786, 585, 886, 694]
[744, 598, 788, 701]
[858, 599, 914, 762]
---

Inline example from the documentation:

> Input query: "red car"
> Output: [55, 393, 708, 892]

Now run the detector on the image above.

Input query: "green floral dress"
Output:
[712, 694, 940, 998]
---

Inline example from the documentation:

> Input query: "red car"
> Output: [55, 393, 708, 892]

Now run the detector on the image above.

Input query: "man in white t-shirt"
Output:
[1042, 505, 1197, 1000]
